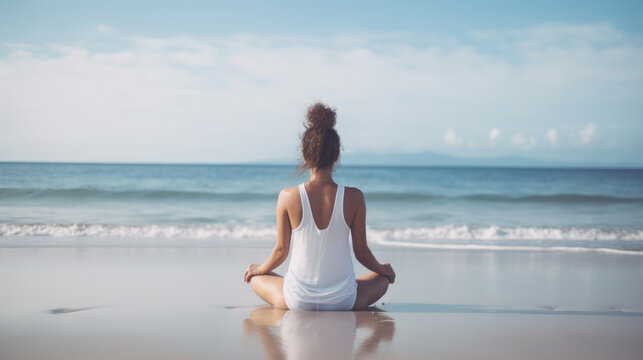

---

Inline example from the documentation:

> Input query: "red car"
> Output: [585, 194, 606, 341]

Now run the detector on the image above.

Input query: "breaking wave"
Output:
[1, 223, 642, 255]
[2, 187, 642, 204]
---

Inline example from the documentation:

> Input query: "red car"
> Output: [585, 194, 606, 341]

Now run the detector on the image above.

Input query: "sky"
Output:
[1, 0, 642, 165]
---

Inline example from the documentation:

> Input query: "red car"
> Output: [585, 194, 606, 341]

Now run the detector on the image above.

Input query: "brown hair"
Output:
[297, 102, 341, 174]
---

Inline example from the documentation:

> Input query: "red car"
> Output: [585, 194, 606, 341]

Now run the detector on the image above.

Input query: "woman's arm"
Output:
[350, 188, 396, 283]
[244, 189, 293, 283]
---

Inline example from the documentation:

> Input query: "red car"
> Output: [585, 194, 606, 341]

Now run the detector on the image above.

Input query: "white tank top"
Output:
[283, 183, 357, 305]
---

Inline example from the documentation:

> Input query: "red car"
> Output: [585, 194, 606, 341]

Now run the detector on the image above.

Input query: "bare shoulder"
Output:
[344, 186, 365, 205]
[343, 186, 365, 227]
[278, 186, 300, 206]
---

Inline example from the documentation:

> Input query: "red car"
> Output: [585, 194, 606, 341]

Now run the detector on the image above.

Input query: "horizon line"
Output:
[0, 160, 641, 171]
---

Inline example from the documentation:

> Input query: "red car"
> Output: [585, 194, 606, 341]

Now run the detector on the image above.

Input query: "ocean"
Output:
[1, 162, 642, 254]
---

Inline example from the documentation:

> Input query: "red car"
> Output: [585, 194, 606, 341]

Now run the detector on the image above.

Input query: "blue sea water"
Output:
[1, 162, 642, 254]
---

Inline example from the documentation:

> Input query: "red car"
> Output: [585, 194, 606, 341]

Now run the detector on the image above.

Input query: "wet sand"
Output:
[1, 239, 642, 359]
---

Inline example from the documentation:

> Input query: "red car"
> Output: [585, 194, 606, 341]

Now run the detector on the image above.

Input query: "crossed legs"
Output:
[352, 272, 390, 310]
[249, 271, 389, 311]
[249, 272, 289, 310]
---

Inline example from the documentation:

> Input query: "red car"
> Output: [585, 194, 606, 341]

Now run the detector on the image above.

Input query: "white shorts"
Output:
[283, 287, 357, 311]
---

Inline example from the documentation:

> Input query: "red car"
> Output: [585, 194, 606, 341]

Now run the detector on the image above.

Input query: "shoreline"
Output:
[1, 234, 642, 256]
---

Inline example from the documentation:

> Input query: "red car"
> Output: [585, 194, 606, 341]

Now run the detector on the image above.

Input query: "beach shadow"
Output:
[47, 306, 101, 315]
[243, 306, 395, 359]
[378, 302, 643, 317]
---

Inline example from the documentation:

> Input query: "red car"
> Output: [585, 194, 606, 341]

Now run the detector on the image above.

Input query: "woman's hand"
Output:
[244, 264, 265, 283]
[379, 263, 396, 284]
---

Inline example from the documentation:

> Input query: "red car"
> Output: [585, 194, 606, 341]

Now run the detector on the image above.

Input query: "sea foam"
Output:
[1, 223, 642, 255]
[1, 223, 641, 241]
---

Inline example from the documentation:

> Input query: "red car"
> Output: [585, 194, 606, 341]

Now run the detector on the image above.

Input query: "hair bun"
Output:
[306, 102, 336, 130]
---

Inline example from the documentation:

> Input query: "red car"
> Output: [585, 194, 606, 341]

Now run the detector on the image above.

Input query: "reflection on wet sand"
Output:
[243, 307, 395, 359]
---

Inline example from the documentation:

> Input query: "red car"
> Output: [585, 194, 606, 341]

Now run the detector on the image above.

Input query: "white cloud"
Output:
[4, 42, 34, 49]
[580, 123, 596, 144]
[489, 128, 501, 141]
[170, 48, 217, 67]
[0, 22, 640, 162]
[95, 24, 115, 34]
[489, 128, 501, 147]
[512, 133, 537, 150]
[512, 133, 525, 146]
[6, 49, 33, 58]
[444, 129, 460, 145]
[528, 137, 537, 149]
[545, 128, 558, 145]
[504, 22, 625, 50]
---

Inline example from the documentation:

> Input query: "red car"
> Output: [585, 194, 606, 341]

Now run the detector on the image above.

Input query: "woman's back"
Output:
[282, 182, 358, 310]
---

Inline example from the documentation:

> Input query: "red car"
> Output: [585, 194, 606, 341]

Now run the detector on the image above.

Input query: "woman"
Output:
[243, 102, 395, 311]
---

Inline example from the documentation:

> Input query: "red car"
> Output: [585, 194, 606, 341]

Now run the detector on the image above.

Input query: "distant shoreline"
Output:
[1, 160, 641, 170]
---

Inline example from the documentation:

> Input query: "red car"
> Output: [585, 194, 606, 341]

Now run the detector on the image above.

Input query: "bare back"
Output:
[281, 183, 361, 232]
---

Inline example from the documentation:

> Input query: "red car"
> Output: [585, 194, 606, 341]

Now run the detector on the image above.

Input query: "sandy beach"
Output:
[2, 0, 643, 357]
[1, 239, 642, 359]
